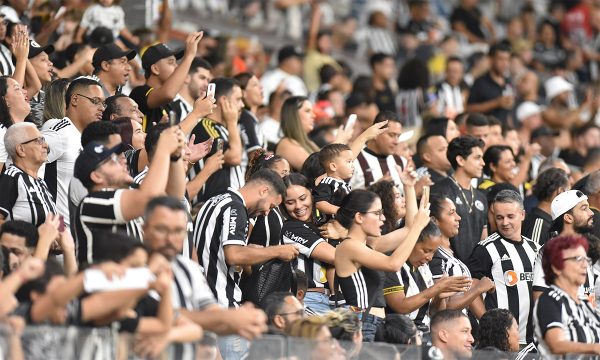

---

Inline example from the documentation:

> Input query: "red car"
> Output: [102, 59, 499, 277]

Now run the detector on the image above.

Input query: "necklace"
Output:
[449, 176, 474, 213]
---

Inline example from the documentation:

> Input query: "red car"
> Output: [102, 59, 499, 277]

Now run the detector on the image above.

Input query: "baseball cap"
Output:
[277, 45, 304, 64]
[516, 101, 542, 122]
[88, 27, 114, 48]
[551, 190, 588, 220]
[545, 76, 573, 101]
[141, 43, 184, 70]
[28, 39, 54, 59]
[399, 129, 415, 143]
[74, 142, 127, 187]
[92, 43, 136, 69]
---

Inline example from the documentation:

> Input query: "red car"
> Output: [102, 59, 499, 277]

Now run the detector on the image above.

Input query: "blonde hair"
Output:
[322, 308, 361, 336]
[286, 316, 328, 340]
[280, 96, 319, 154]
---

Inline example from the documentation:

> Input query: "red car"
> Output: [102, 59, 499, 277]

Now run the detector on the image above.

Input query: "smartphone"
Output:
[169, 110, 177, 126]
[83, 268, 156, 293]
[345, 114, 357, 131]
[58, 215, 65, 232]
[206, 83, 216, 100]
[216, 138, 224, 152]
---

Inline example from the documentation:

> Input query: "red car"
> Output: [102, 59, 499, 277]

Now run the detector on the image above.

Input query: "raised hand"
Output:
[10, 27, 29, 61]
[360, 120, 388, 142]
[184, 31, 203, 58]
[398, 164, 418, 187]
[203, 151, 224, 174]
[192, 94, 217, 118]
[220, 97, 239, 127]
[187, 135, 213, 162]
[18, 257, 45, 281]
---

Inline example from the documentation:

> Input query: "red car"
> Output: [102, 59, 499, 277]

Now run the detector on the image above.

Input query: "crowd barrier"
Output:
[0, 325, 598, 359]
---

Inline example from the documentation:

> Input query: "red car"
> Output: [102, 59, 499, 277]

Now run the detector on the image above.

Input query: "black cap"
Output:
[141, 43, 184, 70]
[92, 43, 136, 68]
[74, 142, 127, 188]
[530, 126, 557, 141]
[88, 27, 114, 48]
[28, 39, 54, 59]
[277, 45, 303, 64]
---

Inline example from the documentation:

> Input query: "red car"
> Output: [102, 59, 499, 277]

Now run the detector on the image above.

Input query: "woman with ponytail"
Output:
[246, 149, 290, 247]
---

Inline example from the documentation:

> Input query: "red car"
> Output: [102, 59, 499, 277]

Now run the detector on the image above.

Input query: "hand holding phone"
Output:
[206, 83, 216, 100]
[216, 138, 224, 152]
[345, 114, 357, 131]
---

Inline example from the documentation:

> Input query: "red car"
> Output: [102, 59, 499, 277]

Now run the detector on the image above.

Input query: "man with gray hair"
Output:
[467, 190, 540, 346]
[0, 122, 57, 226]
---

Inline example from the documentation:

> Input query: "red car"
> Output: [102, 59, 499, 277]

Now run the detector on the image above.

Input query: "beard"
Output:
[574, 218, 594, 234]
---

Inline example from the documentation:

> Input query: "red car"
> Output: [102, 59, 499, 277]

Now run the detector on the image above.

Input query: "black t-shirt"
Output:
[450, 5, 485, 40]
[248, 207, 285, 247]
[374, 83, 396, 113]
[426, 167, 447, 186]
[467, 72, 513, 126]
[337, 264, 382, 309]
[431, 177, 487, 262]
[559, 149, 585, 170]
[129, 84, 170, 132]
[118, 295, 159, 333]
[312, 176, 351, 225]
[521, 206, 553, 246]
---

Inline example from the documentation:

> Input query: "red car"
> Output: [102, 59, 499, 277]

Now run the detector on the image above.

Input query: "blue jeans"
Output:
[304, 291, 331, 315]
[360, 313, 383, 342]
[217, 335, 249, 360]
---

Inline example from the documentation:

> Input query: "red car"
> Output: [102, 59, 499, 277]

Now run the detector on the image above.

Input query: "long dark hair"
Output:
[477, 308, 515, 352]
[336, 190, 380, 230]
[0, 76, 13, 128]
[483, 145, 513, 178]
[281, 173, 313, 221]
[367, 180, 401, 234]
[246, 148, 286, 181]
[112, 117, 134, 147]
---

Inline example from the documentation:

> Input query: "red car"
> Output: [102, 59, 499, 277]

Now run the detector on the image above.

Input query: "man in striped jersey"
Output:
[143, 196, 269, 360]
[522, 168, 570, 246]
[193, 169, 298, 359]
[467, 190, 540, 345]
[73, 126, 184, 266]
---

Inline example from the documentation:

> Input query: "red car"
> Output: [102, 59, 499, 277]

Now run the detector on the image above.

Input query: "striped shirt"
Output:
[534, 285, 600, 359]
[0, 123, 7, 164]
[430, 247, 471, 314]
[313, 176, 351, 224]
[350, 147, 404, 190]
[0, 165, 57, 226]
[193, 189, 249, 308]
[248, 207, 285, 247]
[384, 263, 435, 329]
[0, 43, 14, 76]
[239, 109, 266, 172]
[522, 207, 553, 246]
[170, 255, 217, 310]
[189, 118, 245, 205]
[280, 219, 328, 289]
[337, 265, 381, 309]
[467, 232, 540, 344]
[170, 94, 192, 125]
[74, 189, 144, 266]
[42, 117, 84, 227]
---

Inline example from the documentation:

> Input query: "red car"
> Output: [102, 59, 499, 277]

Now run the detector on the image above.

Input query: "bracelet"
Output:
[188, 161, 196, 165]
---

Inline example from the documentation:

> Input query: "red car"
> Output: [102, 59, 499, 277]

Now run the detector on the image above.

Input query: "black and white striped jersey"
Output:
[42, 117, 83, 227]
[467, 232, 540, 344]
[532, 245, 595, 302]
[430, 246, 472, 280]
[170, 255, 217, 311]
[534, 285, 600, 359]
[349, 147, 404, 190]
[170, 94, 192, 125]
[280, 219, 328, 289]
[522, 207, 553, 246]
[0, 165, 57, 226]
[189, 118, 245, 205]
[193, 189, 249, 308]
[0, 43, 14, 76]
[74, 189, 144, 266]
[239, 109, 266, 172]
[383, 263, 435, 329]
[313, 176, 351, 224]
[248, 207, 285, 247]
[337, 265, 381, 309]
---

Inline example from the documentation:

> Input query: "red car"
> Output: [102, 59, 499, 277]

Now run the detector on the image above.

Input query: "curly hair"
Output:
[533, 168, 569, 202]
[323, 308, 361, 342]
[477, 308, 515, 352]
[367, 180, 401, 234]
[245, 148, 286, 181]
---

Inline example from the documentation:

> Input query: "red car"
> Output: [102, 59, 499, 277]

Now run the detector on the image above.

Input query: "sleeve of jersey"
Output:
[536, 294, 565, 337]
[221, 204, 248, 247]
[0, 174, 17, 218]
[80, 190, 124, 224]
[41, 127, 66, 163]
[429, 255, 444, 280]
[382, 271, 404, 296]
[189, 262, 218, 309]
[312, 182, 333, 203]
[281, 222, 324, 257]
[240, 115, 261, 152]
[532, 249, 548, 291]
[466, 245, 493, 279]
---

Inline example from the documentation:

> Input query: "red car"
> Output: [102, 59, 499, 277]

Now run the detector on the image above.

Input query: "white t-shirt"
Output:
[80, 4, 126, 38]
[260, 68, 307, 105]
[41, 117, 83, 226]
[258, 116, 282, 146]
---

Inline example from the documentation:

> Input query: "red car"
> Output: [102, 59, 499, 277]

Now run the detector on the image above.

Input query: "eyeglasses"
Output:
[77, 93, 106, 108]
[362, 209, 384, 219]
[278, 309, 305, 317]
[563, 255, 592, 265]
[20, 136, 46, 145]
[150, 225, 188, 237]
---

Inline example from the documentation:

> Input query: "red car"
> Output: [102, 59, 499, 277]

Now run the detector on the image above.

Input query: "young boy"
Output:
[313, 143, 354, 224]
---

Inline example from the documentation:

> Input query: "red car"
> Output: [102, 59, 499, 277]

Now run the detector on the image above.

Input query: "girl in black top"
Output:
[246, 150, 290, 247]
[280, 173, 336, 315]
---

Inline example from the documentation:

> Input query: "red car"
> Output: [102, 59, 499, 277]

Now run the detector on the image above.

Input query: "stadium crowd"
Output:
[3, 0, 600, 359]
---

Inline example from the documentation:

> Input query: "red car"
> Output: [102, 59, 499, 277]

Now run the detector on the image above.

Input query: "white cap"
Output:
[545, 76, 574, 101]
[516, 101, 542, 122]
[399, 129, 414, 143]
[551, 190, 588, 220]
